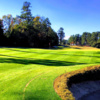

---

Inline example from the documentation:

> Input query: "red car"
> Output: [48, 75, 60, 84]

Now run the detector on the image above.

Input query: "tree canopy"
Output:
[1, 1, 59, 48]
[68, 32, 100, 48]
[58, 27, 65, 45]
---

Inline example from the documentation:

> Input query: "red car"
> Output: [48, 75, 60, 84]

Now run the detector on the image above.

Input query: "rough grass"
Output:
[0, 46, 100, 100]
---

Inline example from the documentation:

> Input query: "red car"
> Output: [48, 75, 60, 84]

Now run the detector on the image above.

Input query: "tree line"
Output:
[68, 32, 100, 48]
[0, 1, 65, 48]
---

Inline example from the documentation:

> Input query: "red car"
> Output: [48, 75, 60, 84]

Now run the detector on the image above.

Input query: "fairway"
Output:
[0, 47, 100, 100]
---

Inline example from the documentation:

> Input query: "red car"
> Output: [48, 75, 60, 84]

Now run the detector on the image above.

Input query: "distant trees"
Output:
[1, 1, 59, 48]
[86, 33, 91, 45]
[58, 27, 65, 45]
[68, 34, 81, 45]
[90, 32, 98, 47]
[74, 34, 81, 45]
[68, 35, 75, 44]
[81, 32, 91, 45]
[68, 32, 100, 48]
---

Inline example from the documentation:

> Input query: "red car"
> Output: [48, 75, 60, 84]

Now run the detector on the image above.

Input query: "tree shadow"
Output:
[71, 54, 100, 58]
[24, 92, 45, 100]
[10, 91, 53, 100]
[23, 91, 53, 100]
[1, 48, 100, 59]
[3, 48, 100, 58]
[0, 55, 86, 66]
[3, 48, 66, 55]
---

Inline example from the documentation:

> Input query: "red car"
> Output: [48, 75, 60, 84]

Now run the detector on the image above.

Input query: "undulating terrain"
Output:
[0, 46, 100, 100]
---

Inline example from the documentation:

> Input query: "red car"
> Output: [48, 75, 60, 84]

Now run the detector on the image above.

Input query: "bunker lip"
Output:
[54, 65, 100, 100]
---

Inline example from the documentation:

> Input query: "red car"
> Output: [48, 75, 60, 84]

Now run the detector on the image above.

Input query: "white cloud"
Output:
[64, 36, 70, 40]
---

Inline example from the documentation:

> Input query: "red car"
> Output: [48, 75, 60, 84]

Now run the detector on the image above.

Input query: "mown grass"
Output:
[0, 46, 100, 100]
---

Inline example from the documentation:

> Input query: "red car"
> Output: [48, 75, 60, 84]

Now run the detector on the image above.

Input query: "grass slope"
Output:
[0, 46, 100, 100]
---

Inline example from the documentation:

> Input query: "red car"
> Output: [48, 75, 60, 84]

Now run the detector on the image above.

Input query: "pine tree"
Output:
[20, 1, 33, 24]
[58, 27, 65, 45]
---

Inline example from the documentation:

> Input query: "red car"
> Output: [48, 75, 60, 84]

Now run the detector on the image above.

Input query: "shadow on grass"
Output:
[24, 93, 44, 100]
[74, 47, 81, 49]
[3, 48, 100, 58]
[0, 55, 86, 66]
[3, 48, 66, 55]
[23, 90, 60, 100]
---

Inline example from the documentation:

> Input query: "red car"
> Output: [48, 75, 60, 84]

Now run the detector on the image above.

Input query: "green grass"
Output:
[0, 47, 100, 100]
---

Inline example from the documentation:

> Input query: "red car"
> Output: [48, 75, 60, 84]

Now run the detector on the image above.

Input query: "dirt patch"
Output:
[54, 65, 100, 100]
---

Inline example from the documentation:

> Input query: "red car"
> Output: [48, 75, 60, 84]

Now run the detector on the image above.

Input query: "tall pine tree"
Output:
[20, 1, 33, 24]
[58, 27, 65, 45]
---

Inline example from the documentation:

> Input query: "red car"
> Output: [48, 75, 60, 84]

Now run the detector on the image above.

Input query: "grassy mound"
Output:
[54, 65, 100, 100]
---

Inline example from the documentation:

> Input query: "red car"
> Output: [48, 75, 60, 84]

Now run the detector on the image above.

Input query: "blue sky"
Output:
[0, 0, 100, 39]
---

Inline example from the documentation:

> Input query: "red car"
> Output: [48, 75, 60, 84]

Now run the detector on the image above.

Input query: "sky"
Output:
[0, 0, 100, 39]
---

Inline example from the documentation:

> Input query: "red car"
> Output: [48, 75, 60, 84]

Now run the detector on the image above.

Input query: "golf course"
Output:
[0, 46, 100, 100]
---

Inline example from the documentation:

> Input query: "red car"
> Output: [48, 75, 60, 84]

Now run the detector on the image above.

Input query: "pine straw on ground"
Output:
[54, 65, 100, 100]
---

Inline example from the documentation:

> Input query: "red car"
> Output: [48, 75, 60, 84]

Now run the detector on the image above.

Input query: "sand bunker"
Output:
[70, 80, 100, 100]
[54, 65, 100, 100]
